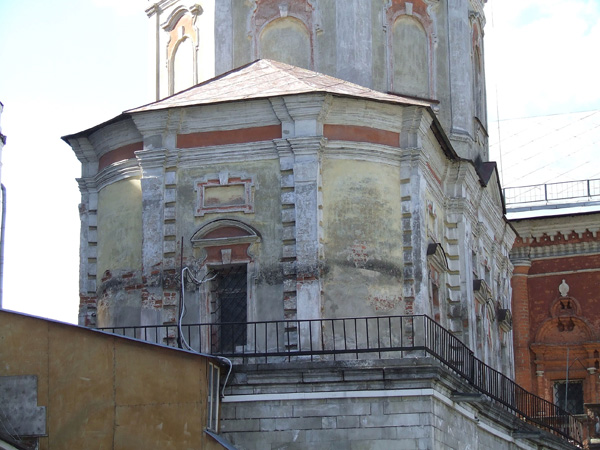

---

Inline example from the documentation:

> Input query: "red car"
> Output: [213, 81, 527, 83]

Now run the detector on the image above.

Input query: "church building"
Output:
[62, 1, 582, 448]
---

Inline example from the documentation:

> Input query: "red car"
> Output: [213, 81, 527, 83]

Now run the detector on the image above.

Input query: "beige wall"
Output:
[321, 158, 404, 318]
[97, 178, 142, 282]
[0, 310, 225, 450]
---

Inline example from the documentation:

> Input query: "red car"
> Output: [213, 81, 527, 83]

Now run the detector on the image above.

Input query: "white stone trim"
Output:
[223, 387, 532, 448]
[176, 141, 278, 168]
[94, 159, 142, 191]
[322, 141, 403, 167]
[223, 387, 436, 402]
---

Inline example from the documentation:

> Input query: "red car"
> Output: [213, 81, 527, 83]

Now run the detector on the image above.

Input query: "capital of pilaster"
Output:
[400, 106, 429, 149]
[136, 148, 167, 177]
[288, 136, 326, 157]
[283, 94, 331, 122]
[510, 256, 532, 270]
[130, 110, 180, 142]
[77, 177, 99, 195]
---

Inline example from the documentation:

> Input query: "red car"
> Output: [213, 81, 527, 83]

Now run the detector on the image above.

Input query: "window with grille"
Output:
[554, 380, 584, 414]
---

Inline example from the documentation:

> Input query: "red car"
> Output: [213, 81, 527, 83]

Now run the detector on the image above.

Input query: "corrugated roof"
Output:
[127, 59, 429, 113]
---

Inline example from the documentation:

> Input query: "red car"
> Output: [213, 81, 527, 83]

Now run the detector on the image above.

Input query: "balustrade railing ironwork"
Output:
[99, 314, 582, 446]
[503, 178, 600, 206]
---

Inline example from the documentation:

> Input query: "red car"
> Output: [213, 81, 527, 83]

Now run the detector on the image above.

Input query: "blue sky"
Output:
[0, 0, 599, 323]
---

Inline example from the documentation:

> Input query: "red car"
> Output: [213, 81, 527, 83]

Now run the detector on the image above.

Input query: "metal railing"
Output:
[503, 178, 600, 206]
[99, 315, 582, 446]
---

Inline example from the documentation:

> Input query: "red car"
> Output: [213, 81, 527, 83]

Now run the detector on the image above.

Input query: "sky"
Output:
[0, 0, 599, 324]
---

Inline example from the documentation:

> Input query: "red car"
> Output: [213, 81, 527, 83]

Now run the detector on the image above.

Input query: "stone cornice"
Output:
[76, 177, 98, 196]
[179, 100, 280, 134]
[511, 214, 600, 244]
[288, 136, 326, 156]
[94, 159, 142, 191]
[69, 136, 98, 167]
[129, 110, 179, 139]
[282, 94, 326, 119]
[88, 118, 143, 160]
[511, 240, 600, 261]
[136, 148, 167, 174]
[323, 140, 404, 167]
[325, 97, 405, 132]
[176, 141, 278, 168]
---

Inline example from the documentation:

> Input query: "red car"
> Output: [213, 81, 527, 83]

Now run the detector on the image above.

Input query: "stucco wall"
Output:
[321, 158, 404, 318]
[97, 178, 142, 280]
[0, 310, 225, 450]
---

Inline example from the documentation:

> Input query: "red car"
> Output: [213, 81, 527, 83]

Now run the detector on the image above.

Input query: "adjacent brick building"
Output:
[511, 210, 600, 443]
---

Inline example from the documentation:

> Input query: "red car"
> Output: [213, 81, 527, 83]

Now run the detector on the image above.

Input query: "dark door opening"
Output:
[211, 264, 247, 353]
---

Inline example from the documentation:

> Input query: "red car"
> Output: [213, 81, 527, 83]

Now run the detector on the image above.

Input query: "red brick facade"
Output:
[511, 211, 600, 438]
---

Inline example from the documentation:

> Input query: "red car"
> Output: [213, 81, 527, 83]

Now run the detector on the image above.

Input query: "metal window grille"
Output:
[210, 265, 248, 353]
[554, 380, 584, 415]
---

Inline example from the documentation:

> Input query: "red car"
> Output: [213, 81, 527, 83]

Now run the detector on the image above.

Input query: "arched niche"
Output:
[386, 0, 438, 99]
[535, 316, 594, 345]
[252, 0, 314, 69]
[390, 15, 430, 98]
[472, 21, 485, 123]
[259, 16, 312, 69]
[191, 219, 261, 266]
[190, 219, 262, 341]
[163, 5, 202, 95]
[427, 242, 448, 324]
[550, 295, 582, 318]
[172, 37, 195, 94]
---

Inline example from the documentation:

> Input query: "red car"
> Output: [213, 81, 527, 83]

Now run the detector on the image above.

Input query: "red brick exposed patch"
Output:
[324, 124, 399, 147]
[177, 125, 282, 148]
[426, 162, 442, 186]
[98, 142, 143, 170]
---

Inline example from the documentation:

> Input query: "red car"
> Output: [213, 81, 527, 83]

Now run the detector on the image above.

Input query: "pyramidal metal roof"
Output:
[127, 59, 429, 113]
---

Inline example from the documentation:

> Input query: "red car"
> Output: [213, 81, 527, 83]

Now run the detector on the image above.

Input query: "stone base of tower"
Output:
[220, 359, 576, 450]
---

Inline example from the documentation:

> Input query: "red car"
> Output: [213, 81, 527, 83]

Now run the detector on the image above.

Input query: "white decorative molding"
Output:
[176, 141, 278, 168]
[558, 279, 570, 297]
[94, 159, 142, 191]
[194, 172, 255, 216]
[323, 141, 404, 167]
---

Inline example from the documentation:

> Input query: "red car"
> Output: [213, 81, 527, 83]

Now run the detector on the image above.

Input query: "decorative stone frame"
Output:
[162, 4, 203, 95]
[473, 278, 495, 321]
[251, 0, 315, 68]
[190, 219, 261, 352]
[194, 172, 255, 217]
[427, 242, 448, 325]
[386, 0, 440, 100]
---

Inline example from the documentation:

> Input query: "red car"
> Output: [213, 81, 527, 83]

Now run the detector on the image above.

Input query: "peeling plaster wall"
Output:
[68, 91, 515, 372]
[97, 179, 142, 278]
[177, 158, 285, 325]
[322, 159, 404, 318]
[96, 178, 143, 327]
